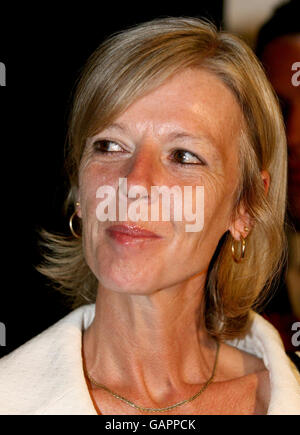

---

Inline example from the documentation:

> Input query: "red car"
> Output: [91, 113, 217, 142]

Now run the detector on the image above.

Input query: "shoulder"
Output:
[218, 341, 267, 380]
[216, 341, 271, 414]
[223, 312, 300, 414]
[0, 304, 95, 414]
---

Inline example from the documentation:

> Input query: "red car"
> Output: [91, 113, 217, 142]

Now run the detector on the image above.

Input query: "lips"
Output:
[106, 224, 162, 239]
[106, 224, 163, 246]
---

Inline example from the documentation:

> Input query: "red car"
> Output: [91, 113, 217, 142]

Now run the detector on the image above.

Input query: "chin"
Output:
[96, 266, 158, 295]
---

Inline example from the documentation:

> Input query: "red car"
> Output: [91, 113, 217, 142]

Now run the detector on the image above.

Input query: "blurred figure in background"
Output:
[256, 0, 300, 351]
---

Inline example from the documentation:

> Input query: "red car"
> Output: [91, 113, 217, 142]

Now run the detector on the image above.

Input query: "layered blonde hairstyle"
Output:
[38, 17, 288, 340]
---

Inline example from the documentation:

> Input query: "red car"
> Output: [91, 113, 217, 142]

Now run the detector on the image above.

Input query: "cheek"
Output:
[171, 174, 236, 248]
[198, 170, 238, 235]
[79, 163, 121, 217]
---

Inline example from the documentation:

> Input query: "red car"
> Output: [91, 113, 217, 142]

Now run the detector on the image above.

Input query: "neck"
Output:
[83, 273, 218, 403]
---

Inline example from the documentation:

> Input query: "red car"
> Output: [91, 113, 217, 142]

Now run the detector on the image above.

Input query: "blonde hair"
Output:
[37, 17, 288, 340]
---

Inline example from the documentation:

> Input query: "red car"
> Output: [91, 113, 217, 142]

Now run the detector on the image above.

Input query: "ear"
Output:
[75, 191, 82, 219]
[228, 204, 253, 241]
[76, 203, 82, 219]
[228, 170, 270, 240]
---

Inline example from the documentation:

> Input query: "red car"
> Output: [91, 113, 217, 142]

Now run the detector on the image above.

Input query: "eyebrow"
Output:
[103, 122, 128, 134]
[103, 123, 214, 144]
[167, 131, 212, 144]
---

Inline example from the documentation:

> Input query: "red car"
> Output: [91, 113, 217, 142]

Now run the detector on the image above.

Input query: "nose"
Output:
[123, 143, 162, 201]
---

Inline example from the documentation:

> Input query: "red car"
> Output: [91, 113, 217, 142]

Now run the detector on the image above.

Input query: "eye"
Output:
[93, 139, 124, 154]
[170, 149, 206, 166]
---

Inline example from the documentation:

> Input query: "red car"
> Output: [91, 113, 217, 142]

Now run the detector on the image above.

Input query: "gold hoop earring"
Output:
[69, 210, 81, 239]
[231, 236, 246, 263]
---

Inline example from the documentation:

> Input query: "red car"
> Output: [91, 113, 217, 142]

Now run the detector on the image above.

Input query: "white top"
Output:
[0, 304, 299, 415]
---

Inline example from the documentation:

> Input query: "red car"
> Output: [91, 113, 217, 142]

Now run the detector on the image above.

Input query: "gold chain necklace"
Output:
[85, 341, 220, 413]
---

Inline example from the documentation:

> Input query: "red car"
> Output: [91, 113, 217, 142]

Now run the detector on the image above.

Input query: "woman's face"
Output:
[78, 68, 244, 294]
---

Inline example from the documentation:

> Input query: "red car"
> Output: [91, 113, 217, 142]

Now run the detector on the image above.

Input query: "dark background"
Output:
[0, 3, 223, 357]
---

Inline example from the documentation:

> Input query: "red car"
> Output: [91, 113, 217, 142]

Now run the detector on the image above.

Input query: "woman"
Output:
[0, 17, 299, 415]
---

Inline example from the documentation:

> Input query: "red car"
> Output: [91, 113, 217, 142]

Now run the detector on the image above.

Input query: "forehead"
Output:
[110, 68, 243, 150]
